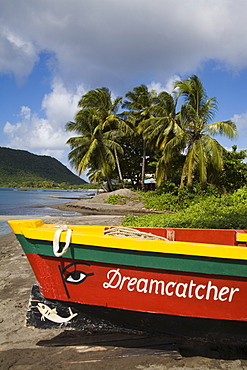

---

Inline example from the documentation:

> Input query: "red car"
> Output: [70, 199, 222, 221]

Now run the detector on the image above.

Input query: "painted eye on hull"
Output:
[65, 270, 89, 284]
[61, 262, 94, 285]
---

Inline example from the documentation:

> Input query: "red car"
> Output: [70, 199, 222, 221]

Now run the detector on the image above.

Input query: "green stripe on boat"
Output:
[16, 235, 247, 278]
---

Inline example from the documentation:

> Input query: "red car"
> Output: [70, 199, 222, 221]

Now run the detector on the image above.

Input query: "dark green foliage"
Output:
[214, 146, 247, 192]
[141, 184, 222, 211]
[0, 147, 86, 188]
[117, 135, 157, 190]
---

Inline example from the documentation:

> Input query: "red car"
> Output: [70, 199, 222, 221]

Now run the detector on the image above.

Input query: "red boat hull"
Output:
[27, 254, 247, 322]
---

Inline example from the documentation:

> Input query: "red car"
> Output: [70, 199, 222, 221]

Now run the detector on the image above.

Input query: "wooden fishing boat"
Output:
[8, 219, 247, 341]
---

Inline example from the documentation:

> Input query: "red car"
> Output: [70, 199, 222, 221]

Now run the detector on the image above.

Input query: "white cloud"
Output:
[1, 0, 247, 174]
[225, 111, 247, 151]
[148, 75, 181, 95]
[41, 79, 85, 127]
[1, 1, 247, 88]
[0, 26, 38, 81]
[3, 79, 86, 162]
[147, 82, 167, 95]
[20, 106, 31, 121]
[231, 112, 247, 132]
[4, 121, 22, 135]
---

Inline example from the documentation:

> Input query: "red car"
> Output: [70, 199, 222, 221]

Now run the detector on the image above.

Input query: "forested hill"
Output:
[0, 147, 86, 187]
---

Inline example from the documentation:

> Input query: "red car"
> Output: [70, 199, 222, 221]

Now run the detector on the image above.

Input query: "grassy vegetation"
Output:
[105, 195, 128, 205]
[122, 186, 247, 230]
[105, 194, 144, 205]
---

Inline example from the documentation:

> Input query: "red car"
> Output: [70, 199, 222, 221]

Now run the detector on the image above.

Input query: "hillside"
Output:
[0, 147, 86, 187]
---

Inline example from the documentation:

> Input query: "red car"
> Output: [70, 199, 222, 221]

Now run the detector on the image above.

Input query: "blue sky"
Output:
[1, 0, 247, 181]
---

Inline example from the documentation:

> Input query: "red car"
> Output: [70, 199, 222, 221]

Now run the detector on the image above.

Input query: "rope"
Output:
[52, 225, 167, 257]
[53, 225, 72, 257]
[104, 226, 168, 240]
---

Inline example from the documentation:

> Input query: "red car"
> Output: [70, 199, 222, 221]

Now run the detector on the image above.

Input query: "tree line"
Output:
[66, 75, 244, 192]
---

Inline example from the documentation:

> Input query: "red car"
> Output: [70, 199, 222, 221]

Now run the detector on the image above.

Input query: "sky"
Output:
[1, 0, 247, 181]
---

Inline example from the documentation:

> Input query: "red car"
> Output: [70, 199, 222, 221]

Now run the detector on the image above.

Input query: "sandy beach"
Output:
[1, 191, 247, 369]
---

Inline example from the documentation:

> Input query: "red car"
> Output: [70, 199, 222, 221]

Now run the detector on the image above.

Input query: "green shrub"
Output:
[141, 184, 223, 212]
[105, 195, 127, 205]
[142, 190, 204, 212]
[143, 192, 179, 211]
[231, 185, 247, 202]
[122, 190, 247, 229]
[155, 181, 179, 195]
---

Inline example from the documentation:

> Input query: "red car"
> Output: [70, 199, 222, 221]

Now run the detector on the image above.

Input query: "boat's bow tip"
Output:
[8, 219, 44, 235]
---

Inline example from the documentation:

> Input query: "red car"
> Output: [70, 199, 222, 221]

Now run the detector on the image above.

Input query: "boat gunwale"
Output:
[8, 219, 247, 261]
[18, 229, 247, 262]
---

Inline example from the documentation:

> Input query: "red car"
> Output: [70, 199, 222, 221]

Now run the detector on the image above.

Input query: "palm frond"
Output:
[205, 120, 237, 138]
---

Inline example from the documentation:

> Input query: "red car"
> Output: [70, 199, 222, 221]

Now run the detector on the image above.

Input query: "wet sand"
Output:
[1, 208, 247, 368]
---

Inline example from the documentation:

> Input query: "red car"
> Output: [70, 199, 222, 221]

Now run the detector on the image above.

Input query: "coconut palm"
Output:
[139, 92, 178, 149]
[123, 85, 156, 190]
[138, 91, 183, 182]
[78, 87, 132, 187]
[158, 75, 237, 187]
[66, 108, 123, 191]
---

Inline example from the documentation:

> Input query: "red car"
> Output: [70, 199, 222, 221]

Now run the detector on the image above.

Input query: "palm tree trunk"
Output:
[114, 147, 125, 188]
[141, 140, 146, 191]
[106, 175, 114, 192]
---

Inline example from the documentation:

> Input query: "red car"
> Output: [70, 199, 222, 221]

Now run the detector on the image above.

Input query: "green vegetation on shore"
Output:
[121, 186, 247, 230]
[0, 147, 87, 188]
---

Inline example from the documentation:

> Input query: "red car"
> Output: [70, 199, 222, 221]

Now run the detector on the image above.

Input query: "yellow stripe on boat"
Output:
[236, 232, 247, 242]
[8, 219, 247, 261]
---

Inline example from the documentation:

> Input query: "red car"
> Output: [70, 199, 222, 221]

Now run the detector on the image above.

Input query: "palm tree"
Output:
[123, 85, 156, 190]
[78, 87, 132, 188]
[138, 91, 182, 182]
[140, 91, 178, 148]
[158, 75, 237, 187]
[66, 108, 123, 191]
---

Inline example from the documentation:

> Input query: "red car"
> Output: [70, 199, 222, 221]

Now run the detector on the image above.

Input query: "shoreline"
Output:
[49, 201, 152, 215]
[0, 192, 141, 236]
[49, 190, 163, 216]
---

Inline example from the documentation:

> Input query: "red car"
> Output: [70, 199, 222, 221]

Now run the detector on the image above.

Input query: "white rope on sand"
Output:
[104, 226, 168, 240]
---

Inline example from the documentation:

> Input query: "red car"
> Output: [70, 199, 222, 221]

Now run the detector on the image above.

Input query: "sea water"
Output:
[0, 188, 96, 236]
